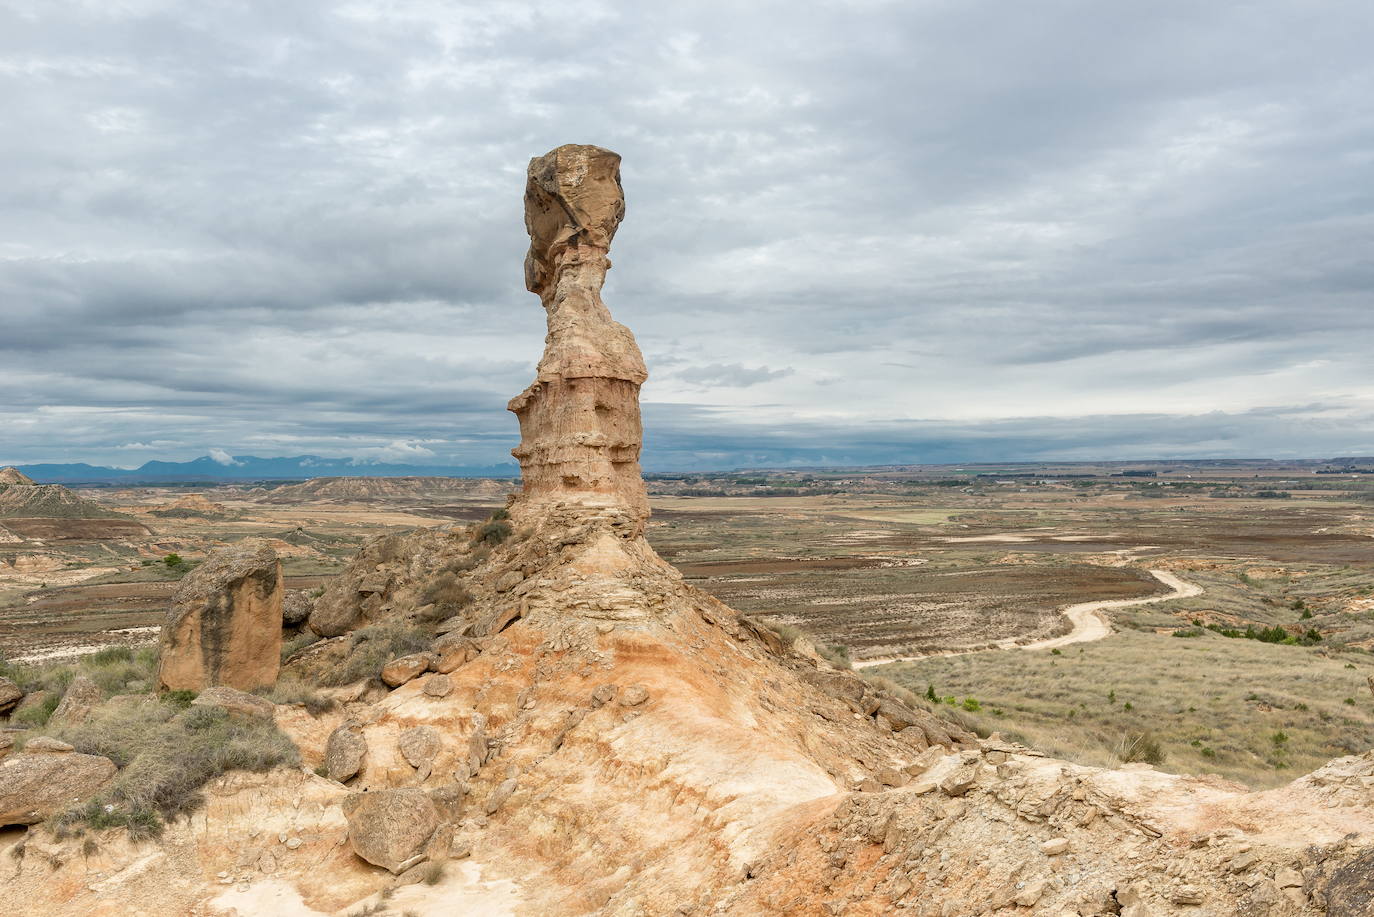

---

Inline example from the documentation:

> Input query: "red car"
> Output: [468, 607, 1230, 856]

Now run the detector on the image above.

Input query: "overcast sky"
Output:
[3, 1, 1373, 470]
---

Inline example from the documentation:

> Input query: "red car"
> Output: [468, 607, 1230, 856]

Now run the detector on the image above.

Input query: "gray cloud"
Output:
[1, 1, 1371, 468]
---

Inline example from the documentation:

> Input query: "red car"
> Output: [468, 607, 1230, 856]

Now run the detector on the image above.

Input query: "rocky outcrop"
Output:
[341, 788, 441, 873]
[156, 539, 283, 692]
[508, 144, 650, 528]
[307, 530, 449, 637]
[0, 744, 116, 825]
[48, 674, 101, 725]
[0, 466, 35, 486]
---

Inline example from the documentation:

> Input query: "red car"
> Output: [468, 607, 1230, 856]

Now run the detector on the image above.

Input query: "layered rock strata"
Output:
[508, 144, 650, 528]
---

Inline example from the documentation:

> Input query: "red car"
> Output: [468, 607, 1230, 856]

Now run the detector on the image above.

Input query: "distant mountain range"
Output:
[13, 455, 521, 484]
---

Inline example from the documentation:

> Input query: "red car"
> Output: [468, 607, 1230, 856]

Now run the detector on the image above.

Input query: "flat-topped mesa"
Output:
[508, 144, 650, 526]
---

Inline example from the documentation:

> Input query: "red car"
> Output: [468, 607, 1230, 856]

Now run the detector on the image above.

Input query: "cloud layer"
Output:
[3, 1, 1372, 468]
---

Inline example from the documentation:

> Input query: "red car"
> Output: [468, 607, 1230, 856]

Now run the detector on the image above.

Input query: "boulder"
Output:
[282, 590, 314, 627]
[341, 788, 441, 873]
[398, 726, 441, 770]
[381, 653, 432, 688]
[431, 635, 480, 674]
[0, 676, 22, 715]
[0, 748, 116, 825]
[190, 685, 275, 719]
[49, 674, 102, 726]
[24, 736, 74, 753]
[325, 721, 368, 782]
[157, 539, 283, 692]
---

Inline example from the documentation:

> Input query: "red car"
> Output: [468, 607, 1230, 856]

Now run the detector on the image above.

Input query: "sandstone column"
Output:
[508, 144, 650, 526]
[157, 539, 282, 691]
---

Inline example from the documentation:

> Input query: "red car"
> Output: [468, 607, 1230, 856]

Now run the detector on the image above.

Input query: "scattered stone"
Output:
[399, 726, 442, 770]
[0, 749, 116, 825]
[1275, 867, 1303, 889]
[494, 570, 523, 593]
[324, 721, 368, 782]
[422, 674, 453, 697]
[0, 676, 21, 715]
[877, 767, 909, 788]
[1171, 886, 1204, 905]
[284, 837, 302, 850]
[1015, 879, 1046, 907]
[619, 684, 650, 707]
[157, 539, 283, 691]
[342, 788, 441, 874]
[49, 675, 102, 726]
[1041, 838, 1070, 856]
[984, 750, 1008, 765]
[381, 653, 432, 688]
[190, 685, 275, 719]
[0, 733, 11, 760]
[939, 761, 981, 797]
[24, 736, 74, 753]
[856, 777, 881, 793]
[908, 779, 938, 795]
[484, 777, 517, 815]
[591, 684, 619, 707]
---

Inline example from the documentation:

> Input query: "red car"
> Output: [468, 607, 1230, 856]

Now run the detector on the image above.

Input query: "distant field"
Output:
[3, 464, 1372, 788]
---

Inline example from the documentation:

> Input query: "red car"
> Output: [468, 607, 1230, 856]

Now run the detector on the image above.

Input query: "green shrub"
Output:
[88, 646, 134, 666]
[961, 697, 982, 712]
[162, 690, 197, 709]
[163, 554, 183, 568]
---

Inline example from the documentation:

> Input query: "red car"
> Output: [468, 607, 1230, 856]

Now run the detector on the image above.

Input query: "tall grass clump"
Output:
[46, 695, 299, 839]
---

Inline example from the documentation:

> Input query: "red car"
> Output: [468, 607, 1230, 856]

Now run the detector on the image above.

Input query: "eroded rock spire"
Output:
[508, 144, 650, 525]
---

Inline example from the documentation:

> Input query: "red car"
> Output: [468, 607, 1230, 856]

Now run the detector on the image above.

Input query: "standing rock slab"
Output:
[49, 674, 102, 726]
[0, 748, 116, 825]
[157, 539, 283, 692]
[325, 721, 368, 782]
[341, 788, 441, 873]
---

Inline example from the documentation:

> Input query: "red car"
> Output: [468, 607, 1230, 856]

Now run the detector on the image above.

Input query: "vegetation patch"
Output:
[321, 623, 432, 687]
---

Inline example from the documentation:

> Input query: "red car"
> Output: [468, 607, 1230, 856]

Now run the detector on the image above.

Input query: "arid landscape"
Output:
[6, 458, 1373, 792]
[3, 143, 1372, 917]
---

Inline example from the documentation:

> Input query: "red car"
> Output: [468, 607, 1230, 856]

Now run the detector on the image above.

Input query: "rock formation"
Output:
[508, 144, 651, 528]
[156, 538, 283, 691]
[6, 148, 1374, 917]
[0, 466, 36, 486]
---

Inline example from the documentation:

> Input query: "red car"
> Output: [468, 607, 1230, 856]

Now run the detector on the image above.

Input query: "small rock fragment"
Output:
[591, 684, 619, 707]
[484, 777, 517, 815]
[324, 721, 368, 782]
[422, 674, 453, 697]
[1041, 838, 1069, 856]
[619, 684, 650, 707]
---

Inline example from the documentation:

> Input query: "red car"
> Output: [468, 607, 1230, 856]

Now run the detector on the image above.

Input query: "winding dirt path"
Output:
[853, 568, 1202, 669]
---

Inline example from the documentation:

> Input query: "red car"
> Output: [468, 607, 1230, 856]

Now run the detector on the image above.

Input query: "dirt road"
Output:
[853, 568, 1202, 668]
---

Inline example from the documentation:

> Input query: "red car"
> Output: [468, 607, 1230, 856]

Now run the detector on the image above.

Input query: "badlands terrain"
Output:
[1, 147, 1372, 915]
